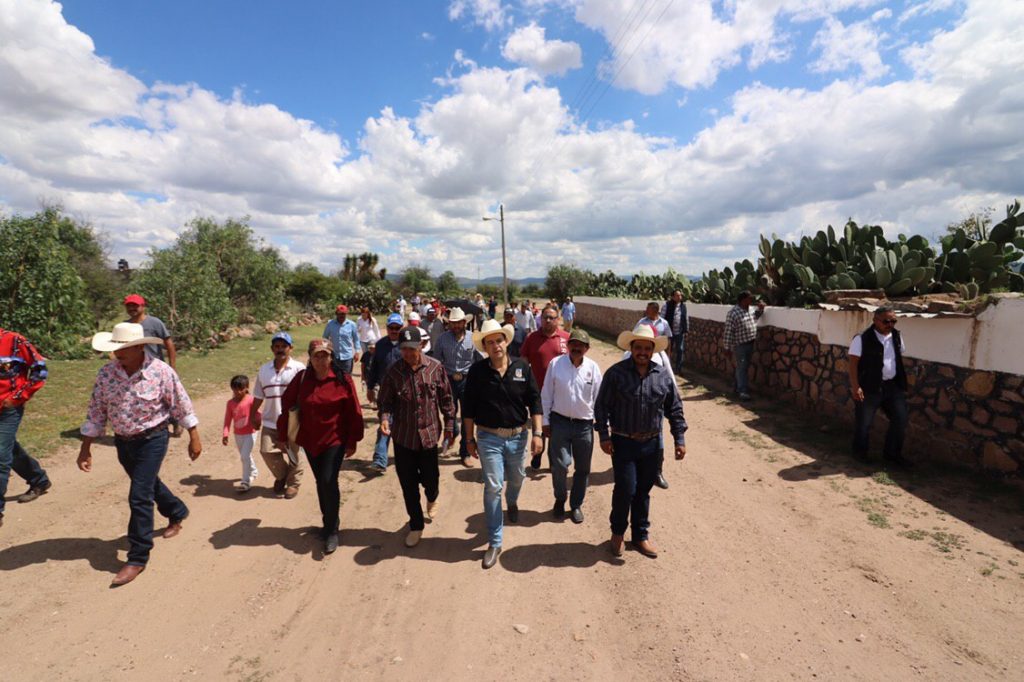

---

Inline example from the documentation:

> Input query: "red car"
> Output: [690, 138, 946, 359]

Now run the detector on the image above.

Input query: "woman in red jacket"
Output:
[278, 338, 364, 554]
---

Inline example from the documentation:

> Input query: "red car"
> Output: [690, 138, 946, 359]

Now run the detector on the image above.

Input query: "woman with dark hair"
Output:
[278, 338, 364, 554]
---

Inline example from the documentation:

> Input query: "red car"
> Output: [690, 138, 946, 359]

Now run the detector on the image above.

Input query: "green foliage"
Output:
[50, 208, 122, 325]
[0, 209, 94, 357]
[131, 241, 235, 349]
[400, 264, 433, 295]
[435, 270, 462, 297]
[179, 217, 288, 321]
[286, 263, 345, 307]
[339, 252, 384, 284]
[545, 264, 591, 301]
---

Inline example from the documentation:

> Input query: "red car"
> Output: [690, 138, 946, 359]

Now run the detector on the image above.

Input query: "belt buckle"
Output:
[452, 372, 464, 381]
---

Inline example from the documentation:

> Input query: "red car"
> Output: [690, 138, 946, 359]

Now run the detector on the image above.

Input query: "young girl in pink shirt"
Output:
[223, 375, 258, 491]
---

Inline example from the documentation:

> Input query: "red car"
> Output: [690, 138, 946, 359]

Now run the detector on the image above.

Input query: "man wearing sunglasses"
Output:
[520, 304, 569, 470]
[847, 306, 911, 468]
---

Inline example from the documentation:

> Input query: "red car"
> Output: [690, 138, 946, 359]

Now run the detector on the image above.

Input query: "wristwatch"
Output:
[533, 430, 544, 437]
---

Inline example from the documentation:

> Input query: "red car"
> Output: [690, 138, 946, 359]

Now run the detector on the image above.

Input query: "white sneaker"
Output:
[426, 499, 439, 520]
[405, 530, 422, 547]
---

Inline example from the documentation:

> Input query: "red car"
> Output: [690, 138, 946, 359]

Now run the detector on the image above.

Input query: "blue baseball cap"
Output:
[270, 331, 293, 346]
[386, 313, 403, 327]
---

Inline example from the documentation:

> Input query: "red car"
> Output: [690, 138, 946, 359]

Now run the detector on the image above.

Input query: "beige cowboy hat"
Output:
[472, 318, 513, 353]
[447, 307, 467, 323]
[91, 322, 164, 353]
[617, 323, 669, 354]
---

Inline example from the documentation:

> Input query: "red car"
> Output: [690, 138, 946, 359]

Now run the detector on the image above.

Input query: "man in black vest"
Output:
[847, 306, 911, 467]
[661, 290, 688, 374]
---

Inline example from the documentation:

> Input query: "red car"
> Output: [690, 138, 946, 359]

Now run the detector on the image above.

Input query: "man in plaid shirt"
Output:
[723, 291, 764, 401]
[0, 328, 52, 528]
[377, 326, 456, 548]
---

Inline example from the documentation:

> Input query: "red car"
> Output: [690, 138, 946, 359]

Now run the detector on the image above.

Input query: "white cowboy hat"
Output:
[472, 318, 514, 353]
[617, 323, 669, 354]
[91, 322, 164, 353]
[447, 307, 467, 322]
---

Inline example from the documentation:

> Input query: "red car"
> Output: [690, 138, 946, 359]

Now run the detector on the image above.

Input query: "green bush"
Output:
[0, 210, 94, 357]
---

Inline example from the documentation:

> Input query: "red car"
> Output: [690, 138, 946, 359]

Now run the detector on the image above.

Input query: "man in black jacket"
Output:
[661, 290, 688, 374]
[847, 306, 911, 467]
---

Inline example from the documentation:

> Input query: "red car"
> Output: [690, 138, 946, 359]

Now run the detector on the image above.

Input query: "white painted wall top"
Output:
[576, 295, 1024, 376]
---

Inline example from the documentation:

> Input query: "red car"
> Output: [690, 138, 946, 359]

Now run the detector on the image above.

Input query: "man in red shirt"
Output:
[520, 304, 569, 470]
[0, 328, 52, 528]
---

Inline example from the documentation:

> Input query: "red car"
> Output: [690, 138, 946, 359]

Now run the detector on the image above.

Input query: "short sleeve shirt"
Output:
[138, 316, 170, 361]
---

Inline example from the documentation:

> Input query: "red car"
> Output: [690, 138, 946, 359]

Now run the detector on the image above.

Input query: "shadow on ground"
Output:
[499, 541, 624, 572]
[208, 519, 325, 560]
[682, 367, 1024, 549]
[0, 536, 126, 574]
[180, 474, 280, 499]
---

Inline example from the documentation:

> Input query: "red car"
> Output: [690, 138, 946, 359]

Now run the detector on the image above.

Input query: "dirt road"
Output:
[1, 336, 1021, 681]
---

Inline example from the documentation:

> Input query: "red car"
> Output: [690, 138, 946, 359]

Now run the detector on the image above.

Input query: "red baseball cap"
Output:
[335, 304, 349, 314]
[124, 294, 146, 306]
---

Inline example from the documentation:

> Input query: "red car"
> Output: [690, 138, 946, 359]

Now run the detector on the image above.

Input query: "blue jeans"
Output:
[449, 377, 468, 459]
[0, 406, 50, 515]
[548, 413, 594, 510]
[853, 381, 908, 459]
[114, 429, 189, 565]
[609, 434, 662, 541]
[332, 357, 354, 376]
[670, 334, 686, 373]
[373, 415, 391, 469]
[478, 430, 529, 548]
[734, 340, 754, 394]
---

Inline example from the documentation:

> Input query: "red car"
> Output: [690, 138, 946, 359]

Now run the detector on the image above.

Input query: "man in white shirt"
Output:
[249, 332, 306, 498]
[847, 306, 911, 468]
[541, 329, 603, 523]
[514, 301, 537, 336]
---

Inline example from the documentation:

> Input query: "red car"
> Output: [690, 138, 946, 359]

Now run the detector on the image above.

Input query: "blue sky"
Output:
[1, 0, 1020, 279]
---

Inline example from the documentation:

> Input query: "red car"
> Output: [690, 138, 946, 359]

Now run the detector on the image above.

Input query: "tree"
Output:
[287, 263, 344, 307]
[131, 242, 234, 348]
[0, 210, 94, 357]
[545, 263, 591, 302]
[436, 270, 461, 296]
[51, 207, 122, 325]
[945, 208, 993, 240]
[401, 264, 433, 294]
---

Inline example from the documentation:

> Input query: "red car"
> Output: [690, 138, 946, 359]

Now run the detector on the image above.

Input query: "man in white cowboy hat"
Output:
[595, 324, 687, 560]
[462, 319, 543, 569]
[433, 306, 482, 467]
[78, 323, 203, 587]
[622, 322, 673, 491]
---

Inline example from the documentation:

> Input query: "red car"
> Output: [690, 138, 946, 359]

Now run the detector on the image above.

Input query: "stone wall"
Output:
[576, 297, 1023, 474]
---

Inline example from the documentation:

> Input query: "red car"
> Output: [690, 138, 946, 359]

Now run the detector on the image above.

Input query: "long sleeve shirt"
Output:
[434, 330, 481, 376]
[223, 395, 255, 438]
[661, 301, 688, 336]
[514, 310, 537, 334]
[540, 355, 603, 425]
[367, 339, 402, 391]
[377, 356, 455, 450]
[357, 317, 381, 344]
[0, 329, 47, 406]
[81, 357, 198, 438]
[723, 305, 762, 349]
[463, 357, 542, 429]
[594, 358, 687, 446]
[322, 319, 361, 361]
[636, 315, 673, 339]
[276, 368, 364, 455]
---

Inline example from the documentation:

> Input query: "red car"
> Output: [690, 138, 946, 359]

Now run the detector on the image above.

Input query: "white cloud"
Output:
[0, 0, 1022, 280]
[448, 0, 508, 31]
[501, 22, 582, 76]
[871, 8, 893, 22]
[811, 17, 890, 81]
[899, 0, 960, 25]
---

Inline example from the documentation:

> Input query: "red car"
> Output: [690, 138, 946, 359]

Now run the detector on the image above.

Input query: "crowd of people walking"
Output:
[0, 288, 911, 585]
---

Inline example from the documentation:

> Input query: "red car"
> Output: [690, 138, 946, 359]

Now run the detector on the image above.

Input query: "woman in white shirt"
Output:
[357, 307, 381, 354]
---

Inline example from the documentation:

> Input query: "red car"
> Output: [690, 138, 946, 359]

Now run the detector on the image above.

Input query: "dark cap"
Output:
[568, 329, 590, 346]
[398, 326, 424, 349]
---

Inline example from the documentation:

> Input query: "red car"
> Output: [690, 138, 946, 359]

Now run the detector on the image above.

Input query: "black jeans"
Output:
[448, 376, 468, 459]
[114, 428, 189, 565]
[853, 381, 908, 459]
[306, 445, 345, 538]
[669, 333, 685, 373]
[609, 434, 662, 541]
[331, 358, 354, 377]
[394, 444, 439, 531]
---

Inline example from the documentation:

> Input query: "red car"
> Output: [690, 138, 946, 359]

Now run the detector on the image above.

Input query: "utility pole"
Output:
[482, 203, 510, 306]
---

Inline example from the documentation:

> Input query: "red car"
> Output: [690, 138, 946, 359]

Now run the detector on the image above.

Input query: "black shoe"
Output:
[530, 455, 542, 471]
[507, 505, 519, 523]
[552, 501, 565, 519]
[324, 532, 339, 554]
[482, 545, 502, 569]
[655, 473, 669, 490]
[17, 480, 52, 503]
[570, 508, 584, 524]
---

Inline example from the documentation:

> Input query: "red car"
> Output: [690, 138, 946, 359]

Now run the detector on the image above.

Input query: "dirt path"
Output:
[1, 336, 1021, 681]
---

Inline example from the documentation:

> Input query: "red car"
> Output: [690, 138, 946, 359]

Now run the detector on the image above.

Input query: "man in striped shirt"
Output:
[249, 332, 306, 498]
[723, 291, 765, 401]
[377, 326, 456, 548]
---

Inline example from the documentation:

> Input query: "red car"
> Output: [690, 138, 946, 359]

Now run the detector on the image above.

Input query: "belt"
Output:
[115, 420, 170, 441]
[477, 423, 529, 438]
[611, 430, 659, 442]
[552, 412, 594, 425]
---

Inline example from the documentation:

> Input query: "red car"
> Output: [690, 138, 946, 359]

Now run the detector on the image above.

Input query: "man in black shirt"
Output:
[463, 319, 544, 569]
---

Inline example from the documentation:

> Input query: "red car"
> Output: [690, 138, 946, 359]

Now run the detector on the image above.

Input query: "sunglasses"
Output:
[880, 319, 897, 326]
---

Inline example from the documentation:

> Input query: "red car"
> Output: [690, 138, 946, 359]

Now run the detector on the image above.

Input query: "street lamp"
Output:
[482, 203, 508, 306]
